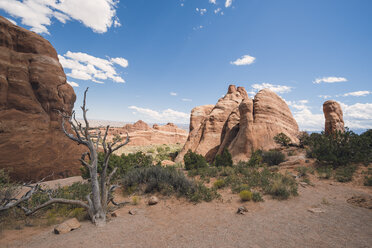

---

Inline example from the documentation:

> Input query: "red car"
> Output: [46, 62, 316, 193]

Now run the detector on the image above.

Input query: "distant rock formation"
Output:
[99, 120, 188, 147]
[0, 17, 84, 181]
[323, 100, 344, 135]
[176, 85, 299, 163]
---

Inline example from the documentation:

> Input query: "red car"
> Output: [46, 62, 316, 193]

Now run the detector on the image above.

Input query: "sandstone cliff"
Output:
[176, 85, 299, 163]
[0, 17, 84, 181]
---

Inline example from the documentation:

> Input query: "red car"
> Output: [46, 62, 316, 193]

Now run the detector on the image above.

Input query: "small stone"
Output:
[54, 218, 81, 234]
[148, 196, 159, 205]
[128, 209, 137, 215]
[237, 206, 248, 215]
[308, 208, 325, 213]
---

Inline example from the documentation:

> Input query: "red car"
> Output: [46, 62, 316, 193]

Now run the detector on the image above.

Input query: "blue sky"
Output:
[1, 0, 371, 131]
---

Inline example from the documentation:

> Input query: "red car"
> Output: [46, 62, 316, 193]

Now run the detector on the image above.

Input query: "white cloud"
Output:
[251, 83, 292, 94]
[318, 95, 331, 99]
[182, 98, 192, 102]
[209, 0, 217, 4]
[110, 57, 129, 68]
[129, 106, 190, 123]
[193, 25, 204, 30]
[225, 0, 233, 8]
[67, 81, 79, 87]
[230, 55, 256, 66]
[214, 8, 222, 14]
[59, 51, 128, 84]
[170, 92, 178, 96]
[5, 17, 17, 25]
[342, 91, 370, 97]
[339, 102, 372, 129]
[313, 77, 347, 84]
[196, 8, 207, 15]
[0, 0, 120, 34]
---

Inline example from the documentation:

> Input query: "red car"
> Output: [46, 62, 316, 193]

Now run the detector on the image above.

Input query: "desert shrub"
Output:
[334, 166, 356, 182]
[184, 150, 208, 170]
[187, 182, 220, 203]
[187, 166, 218, 178]
[247, 150, 263, 167]
[365, 176, 372, 186]
[231, 183, 250, 194]
[219, 166, 235, 177]
[265, 174, 298, 200]
[295, 166, 309, 177]
[297, 131, 310, 148]
[274, 133, 291, 147]
[262, 150, 285, 166]
[239, 190, 253, 201]
[0, 169, 17, 205]
[213, 179, 226, 189]
[287, 150, 295, 156]
[316, 166, 333, 179]
[252, 192, 263, 202]
[307, 129, 372, 167]
[122, 166, 193, 196]
[132, 196, 140, 205]
[214, 149, 233, 167]
[80, 151, 153, 179]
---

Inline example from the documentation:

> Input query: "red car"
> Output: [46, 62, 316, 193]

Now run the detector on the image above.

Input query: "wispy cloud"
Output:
[209, 0, 217, 4]
[225, 0, 233, 8]
[230, 55, 256, 66]
[182, 98, 192, 102]
[340, 102, 372, 129]
[67, 81, 79, 87]
[318, 95, 331, 99]
[59, 51, 128, 84]
[170, 92, 178, 96]
[129, 106, 189, 123]
[251, 83, 292, 94]
[342, 90, 370, 97]
[196, 8, 207, 15]
[313, 77, 347, 84]
[0, 0, 120, 34]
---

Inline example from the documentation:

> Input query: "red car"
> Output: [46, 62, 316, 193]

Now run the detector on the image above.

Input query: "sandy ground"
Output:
[1, 177, 371, 248]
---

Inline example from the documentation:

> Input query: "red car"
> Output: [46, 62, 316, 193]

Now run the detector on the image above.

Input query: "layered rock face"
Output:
[176, 85, 299, 163]
[99, 120, 188, 147]
[0, 17, 84, 181]
[323, 100, 344, 135]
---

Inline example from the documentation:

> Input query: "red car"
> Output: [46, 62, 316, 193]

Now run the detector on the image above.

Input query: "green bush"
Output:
[214, 149, 233, 167]
[252, 192, 263, 202]
[298, 131, 310, 148]
[265, 174, 298, 200]
[334, 166, 356, 182]
[187, 182, 220, 203]
[307, 129, 372, 167]
[184, 150, 208, 170]
[239, 190, 253, 201]
[316, 166, 333, 179]
[262, 150, 285, 166]
[274, 133, 291, 147]
[364, 176, 372, 186]
[213, 179, 226, 189]
[247, 150, 263, 167]
[81, 151, 153, 179]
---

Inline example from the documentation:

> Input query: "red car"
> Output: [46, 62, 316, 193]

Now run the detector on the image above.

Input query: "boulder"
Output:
[148, 196, 159, 205]
[323, 100, 344, 135]
[0, 17, 84, 181]
[54, 218, 81, 234]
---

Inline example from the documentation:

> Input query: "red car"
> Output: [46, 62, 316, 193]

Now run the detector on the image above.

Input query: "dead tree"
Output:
[0, 88, 129, 226]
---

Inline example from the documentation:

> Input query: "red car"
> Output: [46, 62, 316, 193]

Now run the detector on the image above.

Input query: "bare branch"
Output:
[81, 87, 90, 138]
[25, 198, 90, 216]
[111, 133, 130, 153]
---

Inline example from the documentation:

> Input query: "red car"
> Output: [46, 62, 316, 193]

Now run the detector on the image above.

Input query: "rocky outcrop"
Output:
[323, 100, 344, 135]
[176, 85, 299, 163]
[123, 120, 150, 132]
[227, 90, 299, 162]
[99, 121, 188, 147]
[0, 17, 84, 181]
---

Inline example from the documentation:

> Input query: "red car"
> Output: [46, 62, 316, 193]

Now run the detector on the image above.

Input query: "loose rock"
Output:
[54, 218, 81, 234]
[237, 206, 248, 215]
[148, 196, 159, 205]
[308, 208, 325, 213]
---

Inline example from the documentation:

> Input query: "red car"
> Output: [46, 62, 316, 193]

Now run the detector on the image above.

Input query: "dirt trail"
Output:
[1, 179, 371, 248]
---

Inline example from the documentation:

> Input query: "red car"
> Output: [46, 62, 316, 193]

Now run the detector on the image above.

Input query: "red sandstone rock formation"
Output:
[176, 85, 299, 163]
[323, 100, 344, 135]
[99, 121, 188, 147]
[0, 17, 84, 181]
